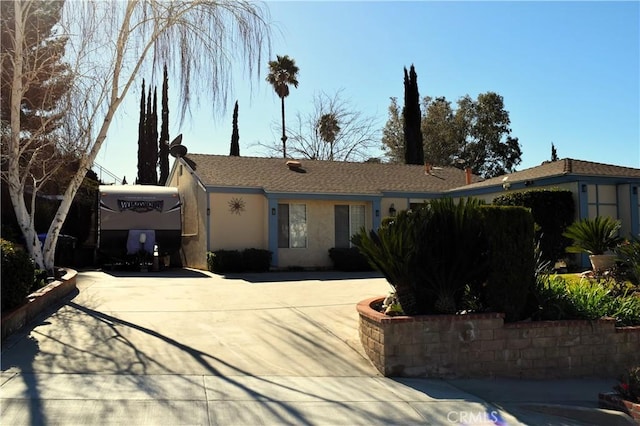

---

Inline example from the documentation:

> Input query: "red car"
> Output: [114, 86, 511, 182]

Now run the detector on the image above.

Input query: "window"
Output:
[335, 205, 365, 248]
[278, 204, 307, 248]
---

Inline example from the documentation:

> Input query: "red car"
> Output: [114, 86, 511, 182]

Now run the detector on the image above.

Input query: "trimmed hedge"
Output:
[493, 189, 574, 264]
[481, 205, 536, 322]
[207, 249, 271, 273]
[353, 198, 537, 321]
[328, 247, 374, 272]
[1, 239, 36, 311]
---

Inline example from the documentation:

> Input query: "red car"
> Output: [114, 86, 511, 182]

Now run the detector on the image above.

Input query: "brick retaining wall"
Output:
[357, 297, 640, 379]
[1, 269, 77, 342]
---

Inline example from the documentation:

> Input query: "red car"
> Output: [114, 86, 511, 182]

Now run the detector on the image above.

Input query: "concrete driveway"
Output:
[0, 269, 630, 425]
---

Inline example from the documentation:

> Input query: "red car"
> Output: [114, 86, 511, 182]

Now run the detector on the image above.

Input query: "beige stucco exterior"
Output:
[277, 199, 373, 269]
[166, 156, 640, 271]
[209, 193, 268, 251]
[168, 162, 208, 270]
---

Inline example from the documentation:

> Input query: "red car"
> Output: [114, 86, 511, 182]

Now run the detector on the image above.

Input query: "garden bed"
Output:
[1, 268, 77, 342]
[358, 296, 640, 379]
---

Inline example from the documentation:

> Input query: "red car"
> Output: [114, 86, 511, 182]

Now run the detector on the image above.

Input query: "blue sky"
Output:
[97, 1, 639, 184]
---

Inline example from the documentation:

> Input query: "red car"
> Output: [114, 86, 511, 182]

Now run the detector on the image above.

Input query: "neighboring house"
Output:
[166, 154, 480, 269]
[166, 155, 640, 270]
[452, 158, 640, 268]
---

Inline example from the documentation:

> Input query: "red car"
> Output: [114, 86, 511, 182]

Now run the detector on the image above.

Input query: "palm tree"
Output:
[317, 113, 340, 160]
[266, 55, 299, 158]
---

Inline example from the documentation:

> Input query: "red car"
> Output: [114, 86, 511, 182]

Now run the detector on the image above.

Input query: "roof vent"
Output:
[286, 160, 302, 170]
[286, 160, 306, 173]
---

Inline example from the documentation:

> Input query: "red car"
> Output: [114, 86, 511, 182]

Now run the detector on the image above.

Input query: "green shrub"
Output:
[207, 248, 271, 273]
[609, 293, 640, 327]
[565, 277, 614, 320]
[617, 236, 640, 285]
[563, 216, 623, 255]
[413, 198, 488, 315]
[241, 248, 272, 272]
[532, 274, 578, 321]
[493, 189, 574, 264]
[1, 238, 36, 311]
[531, 273, 640, 326]
[352, 209, 422, 315]
[353, 198, 489, 315]
[207, 250, 243, 273]
[481, 205, 535, 322]
[328, 247, 373, 272]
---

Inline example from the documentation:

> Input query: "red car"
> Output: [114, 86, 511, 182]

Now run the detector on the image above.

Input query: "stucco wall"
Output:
[278, 199, 372, 268]
[210, 193, 268, 251]
[168, 162, 208, 270]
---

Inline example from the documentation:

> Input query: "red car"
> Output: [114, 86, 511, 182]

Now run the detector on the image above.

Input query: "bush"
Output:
[413, 198, 488, 315]
[328, 247, 373, 272]
[1, 238, 36, 311]
[207, 248, 271, 273]
[531, 273, 640, 326]
[241, 248, 272, 272]
[532, 274, 578, 321]
[352, 208, 423, 315]
[208, 250, 243, 273]
[481, 206, 535, 322]
[493, 189, 574, 264]
[563, 216, 623, 255]
[617, 236, 640, 285]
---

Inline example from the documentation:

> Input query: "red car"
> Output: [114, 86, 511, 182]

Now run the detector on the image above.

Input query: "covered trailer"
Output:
[97, 185, 182, 260]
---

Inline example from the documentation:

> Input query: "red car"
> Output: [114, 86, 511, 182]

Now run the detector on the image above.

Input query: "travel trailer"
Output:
[97, 185, 182, 261]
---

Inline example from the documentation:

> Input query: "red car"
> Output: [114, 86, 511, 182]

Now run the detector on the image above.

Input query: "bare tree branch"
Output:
[256, 89, 380, 162]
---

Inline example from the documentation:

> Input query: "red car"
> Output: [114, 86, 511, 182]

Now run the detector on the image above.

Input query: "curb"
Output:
[519, 403, 637, 425]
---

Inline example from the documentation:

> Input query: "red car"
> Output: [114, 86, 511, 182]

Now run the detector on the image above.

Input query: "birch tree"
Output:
[2, 0, 270, 271]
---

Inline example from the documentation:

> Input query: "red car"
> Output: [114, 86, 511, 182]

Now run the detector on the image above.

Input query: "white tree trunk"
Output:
[7, 1, 46, 268]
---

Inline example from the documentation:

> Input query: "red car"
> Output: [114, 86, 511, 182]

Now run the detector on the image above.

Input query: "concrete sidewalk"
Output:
[0, 269, 634, 425]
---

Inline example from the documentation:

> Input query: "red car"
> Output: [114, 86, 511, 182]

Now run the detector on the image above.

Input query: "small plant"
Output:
[614, 366, 640, 403]
[381, 291, 404, 316]
[566, 277, 613, 320]
[563, 216, 623, 255]
[532, 274, 578, 321]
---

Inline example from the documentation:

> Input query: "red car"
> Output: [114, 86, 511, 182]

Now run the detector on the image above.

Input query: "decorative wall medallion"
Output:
[228, 197, 246, 215]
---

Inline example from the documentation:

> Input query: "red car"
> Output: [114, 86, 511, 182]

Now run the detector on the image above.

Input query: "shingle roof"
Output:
[182, 154, 481, 195]
[462, 158, 640, 189]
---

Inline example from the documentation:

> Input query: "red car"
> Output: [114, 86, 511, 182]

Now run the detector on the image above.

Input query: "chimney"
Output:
[465, 167, 472, 185]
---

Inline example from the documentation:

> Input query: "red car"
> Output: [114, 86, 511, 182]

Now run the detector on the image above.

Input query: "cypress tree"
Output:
[136, 80, 146, 184]
[230, 100, 240, 156]
[150, 87, 159, 184]
[551, 143, 558, 162]
[158, 64, 170, 185]
[403, 65, 424, 165]
[143, 86, 153, 184]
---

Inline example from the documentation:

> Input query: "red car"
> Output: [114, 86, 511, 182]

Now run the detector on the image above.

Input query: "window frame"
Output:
[278, 203, 307, 249]
[334, 204, 366, 248]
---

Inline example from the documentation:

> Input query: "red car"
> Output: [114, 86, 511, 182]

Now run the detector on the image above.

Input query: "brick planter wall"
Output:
[598, 392, 640, 423]
[357, 296, 640, 379]
[1, 269, 77, 342]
